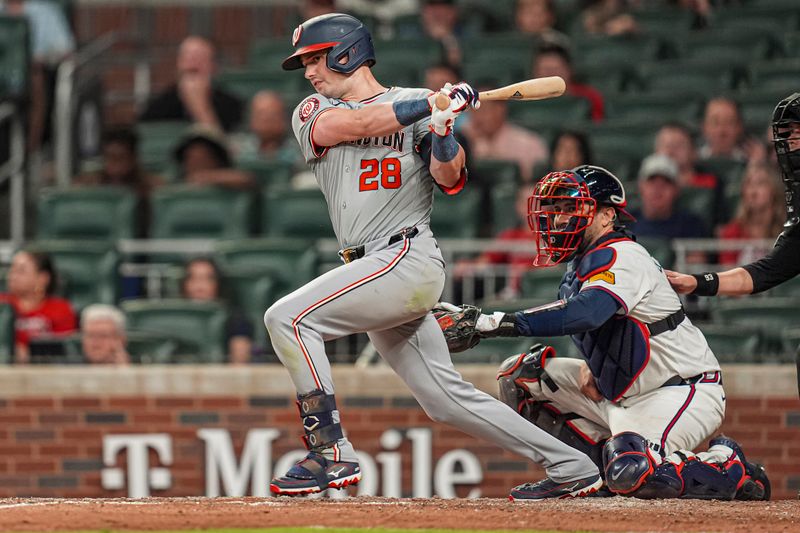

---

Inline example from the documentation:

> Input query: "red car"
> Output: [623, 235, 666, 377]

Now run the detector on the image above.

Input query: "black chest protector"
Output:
[559, 232, 650, 402]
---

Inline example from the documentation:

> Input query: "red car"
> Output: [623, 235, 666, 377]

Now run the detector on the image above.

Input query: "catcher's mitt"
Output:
[432, 302, 482, 353]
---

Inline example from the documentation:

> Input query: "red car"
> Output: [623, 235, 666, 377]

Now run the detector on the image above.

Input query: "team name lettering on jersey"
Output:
[346, 132, 405, 152]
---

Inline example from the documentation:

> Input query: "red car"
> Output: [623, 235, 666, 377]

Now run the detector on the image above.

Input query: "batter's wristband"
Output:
[691, 272, 719, 297]
[393, 98, 430, 126]
[432, 132, 459, 162]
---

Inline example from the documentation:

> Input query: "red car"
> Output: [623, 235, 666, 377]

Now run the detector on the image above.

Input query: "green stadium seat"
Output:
[249, 39, 295, 70]
[221, 271, 276, 348]
[430, 188, 482, 238]
[633, 7, 695, 37]
[215, 238, 318, 292]
[710, 297, 800, 354]
[604, 93, 703, 125]
[587, 123, 656, 163]
[215, 70, 302, 101]
[781, 327, 800, 361]
[235, 159, 294, 189]
[712, 7, 799, 33]
[374, 38, 441, 70]
[510, 96, 591, 131]
[697, 324, 762, 363]
[676, 28, 779, 62]
[151, 185, 255, 239]
[25, 241, 119, 311]
[469, 159, 522, 188]
[573, 64, 633, 94]
[677, 185, 719, 233]
[121, 299, 229, 363]
[0, 303, 14, 364]
[490, 183, 520, 235]
[261, 188, 335, 239]
[0, 16, 30, 99]
[572, 35, 664, 69]
[37, 186, 137, 240]
[520, 267, 566, 299]
[136, 121, 191, 170]
[747, 59, 800, 91]
[125, 331, 179, 364]
[636, 61, 738, 95]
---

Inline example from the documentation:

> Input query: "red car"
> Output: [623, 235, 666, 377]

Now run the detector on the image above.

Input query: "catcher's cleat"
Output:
[509, 474, 603, 501]
[269, 452, 361, 496]
[709, 435, 771, 501]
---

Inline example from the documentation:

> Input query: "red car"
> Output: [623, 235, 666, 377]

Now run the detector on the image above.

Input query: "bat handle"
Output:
[434, 92, 450, 111]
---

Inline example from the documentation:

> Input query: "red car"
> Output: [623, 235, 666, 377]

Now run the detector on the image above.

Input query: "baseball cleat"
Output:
[270, 452, 361, 496]
[509, 474, 603, 501]
[709, 435, 771, 501]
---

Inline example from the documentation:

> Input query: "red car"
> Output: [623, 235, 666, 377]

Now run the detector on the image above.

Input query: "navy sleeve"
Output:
[514, 289, 622, 337]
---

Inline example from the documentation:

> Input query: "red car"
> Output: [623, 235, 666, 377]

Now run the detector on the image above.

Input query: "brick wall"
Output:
[0, 365, 797, 499]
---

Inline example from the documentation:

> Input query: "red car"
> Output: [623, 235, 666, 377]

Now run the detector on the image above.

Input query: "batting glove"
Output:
[429, 82, 480, 137]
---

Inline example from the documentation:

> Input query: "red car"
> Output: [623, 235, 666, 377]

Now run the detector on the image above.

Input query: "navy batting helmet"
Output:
[282, 13, 376, 74]
[528, 165, 633, 266]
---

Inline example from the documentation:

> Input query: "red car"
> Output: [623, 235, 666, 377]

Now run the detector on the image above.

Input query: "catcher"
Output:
[435, 165, 770, 500]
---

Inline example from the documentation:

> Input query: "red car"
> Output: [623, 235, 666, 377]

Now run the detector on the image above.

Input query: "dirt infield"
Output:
[0, 496, 798, 533]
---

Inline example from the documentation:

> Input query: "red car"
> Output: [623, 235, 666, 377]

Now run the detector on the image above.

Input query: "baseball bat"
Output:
[434, 76, 567, 110]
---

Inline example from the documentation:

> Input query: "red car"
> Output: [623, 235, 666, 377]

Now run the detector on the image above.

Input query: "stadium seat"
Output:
[221, 271, 277, 348]
[677, 185, 719, 233]
[151, 185, 255, 239]
[636, 61, 739, 95]
[136, 121, 191, 170]
[709, 297, 800, 354]
[604, 93, 703, 125]
[697, 324, 762, 363]
[0, 16, 30, 99]
[248, 39, 295, 70]
[0, 303, 14, 364]
[469, 159, 522, 188]
[676, 28, 779, 62]
[520, 267, 567, 299]
[215, 69, 302, 100]
[712, 6, 799, 33]
[510, 96, 591, 132]
[25, 241, 119, 311]
[747, 59, 800, 91]
[489, 183, 520, 235]
[235, 159, 294, 189]
[633, 7, 695, 37]
[261, 188, 335, 239]
[430, 188, 482, 238]
[125, 331, 179, 364]
[635, 237, 675, 270]
[37, 186, 137, 240]
[587, 123, 656, 163]
[781, 327, 800, 361]
[121, 299, 229, 363]
[215, 237, 318, 293]
[572, 35, 664, 68]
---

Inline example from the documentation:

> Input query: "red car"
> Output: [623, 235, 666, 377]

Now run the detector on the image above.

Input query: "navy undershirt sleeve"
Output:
[514, 289, 622, 337]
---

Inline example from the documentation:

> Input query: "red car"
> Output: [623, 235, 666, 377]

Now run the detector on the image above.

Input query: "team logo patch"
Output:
[292, 25, 303, 46]
[589, 271, 615, 284]
[298, 97, 319, 123]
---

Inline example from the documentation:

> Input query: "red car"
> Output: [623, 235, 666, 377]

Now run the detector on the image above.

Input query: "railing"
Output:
[0, 102, 26, 244]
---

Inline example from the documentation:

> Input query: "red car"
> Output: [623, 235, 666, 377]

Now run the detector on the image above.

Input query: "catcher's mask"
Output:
[528, 165, 633, 266]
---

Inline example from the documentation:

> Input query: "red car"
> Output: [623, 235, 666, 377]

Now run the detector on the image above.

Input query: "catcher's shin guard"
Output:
[498, 345, 605, 470]
[603, 432, 671, 496]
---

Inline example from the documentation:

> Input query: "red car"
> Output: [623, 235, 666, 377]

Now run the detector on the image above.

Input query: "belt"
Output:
[662, 370, 722, 387]
[339, 226, 419, 264]
[647, 307, 685, 336]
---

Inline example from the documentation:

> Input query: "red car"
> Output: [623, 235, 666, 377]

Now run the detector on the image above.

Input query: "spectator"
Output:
[532, 43, 604, 122]
[139, 36, 243, 133]
[0, 251, 76, 364]
[233, 91, 302, 167]
[698, 96, 748, 162]
[80, 304, 130, 365]
[419, 0, 465, 67]
[423, 61, 460, 93]
[581, 0, 639, 36]
[454, 183, 538, 299]
[174, 126, 254, 189]
[74, 127, 164, 196]
[718, 162, 786, 265]
[549, 130, 593, 172]
[654, 121, 726, 227]
[462, 89, 548, 182]
[515, 0, 568, 44]
[301, 0, 336, 20]
[628, 154, 710, 242]
[2, 0, 75, 150]
[181, 258, 253, 364]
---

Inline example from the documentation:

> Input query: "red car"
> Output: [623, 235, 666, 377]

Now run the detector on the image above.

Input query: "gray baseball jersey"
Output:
[266, 86, 599, 487]
[292, 88, 441, 248]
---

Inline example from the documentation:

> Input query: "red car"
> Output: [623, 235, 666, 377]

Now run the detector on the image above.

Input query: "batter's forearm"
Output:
[313, 100, 429, 146]
[430, 142, 465, 188]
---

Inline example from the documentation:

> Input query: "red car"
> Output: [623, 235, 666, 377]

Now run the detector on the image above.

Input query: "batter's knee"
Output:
[263, 300, 291, 336]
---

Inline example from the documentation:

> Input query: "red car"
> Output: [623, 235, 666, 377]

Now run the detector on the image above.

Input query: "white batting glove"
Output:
[429, 82, 480, 137]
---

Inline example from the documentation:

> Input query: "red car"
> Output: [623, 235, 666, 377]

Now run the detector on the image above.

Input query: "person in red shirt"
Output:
[0, 251, 77, 363]
[532, 44, 605, 122]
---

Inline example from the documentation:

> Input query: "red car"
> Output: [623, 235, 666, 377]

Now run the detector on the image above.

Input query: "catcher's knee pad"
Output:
[603, 432, 663, 495]
[498, 345, 604, 470]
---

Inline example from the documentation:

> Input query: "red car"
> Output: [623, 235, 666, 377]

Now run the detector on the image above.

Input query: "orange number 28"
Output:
[359, 158, 402, 191]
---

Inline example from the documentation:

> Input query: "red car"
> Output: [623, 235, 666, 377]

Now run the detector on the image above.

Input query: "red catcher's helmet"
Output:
[282, 13, 376, 74]
[528, 165, 633, 266]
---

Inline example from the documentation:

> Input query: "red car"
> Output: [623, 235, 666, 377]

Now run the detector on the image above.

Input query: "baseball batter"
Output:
[437, 165, 770, 500]
[264, 13, 601, 499]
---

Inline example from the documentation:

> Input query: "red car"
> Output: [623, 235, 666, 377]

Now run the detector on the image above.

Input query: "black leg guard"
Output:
[497, 345, 605, 471]
[297, 389, 343, 451]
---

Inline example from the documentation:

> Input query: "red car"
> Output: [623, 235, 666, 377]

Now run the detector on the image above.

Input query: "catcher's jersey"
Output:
[291, 87, 436, 248]
[577, 237, 720, 397]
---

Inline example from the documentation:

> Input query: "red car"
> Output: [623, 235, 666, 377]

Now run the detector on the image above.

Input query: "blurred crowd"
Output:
[0, 0, 792, 364]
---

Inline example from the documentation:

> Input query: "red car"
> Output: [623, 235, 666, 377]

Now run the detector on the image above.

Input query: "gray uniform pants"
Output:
[264, 227, 597, 482]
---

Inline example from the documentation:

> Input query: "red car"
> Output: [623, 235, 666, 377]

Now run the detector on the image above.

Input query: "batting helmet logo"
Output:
[292, 25, 303, 47]
[298, 97, 319, 122]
